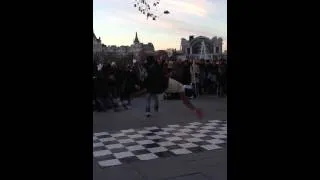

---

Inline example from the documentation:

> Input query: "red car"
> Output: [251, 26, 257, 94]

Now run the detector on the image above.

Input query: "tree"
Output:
[133, 0, 170, 20]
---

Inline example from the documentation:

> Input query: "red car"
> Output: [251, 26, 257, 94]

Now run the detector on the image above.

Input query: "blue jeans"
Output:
[146, 93, 159, 112]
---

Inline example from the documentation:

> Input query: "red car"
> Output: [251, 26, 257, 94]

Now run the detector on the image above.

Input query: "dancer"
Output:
[143, 56, 203, 119]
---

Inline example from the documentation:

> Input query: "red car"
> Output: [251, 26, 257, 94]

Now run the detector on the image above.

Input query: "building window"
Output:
[187, 48, 190, 54]
[215, 47, 219, 53]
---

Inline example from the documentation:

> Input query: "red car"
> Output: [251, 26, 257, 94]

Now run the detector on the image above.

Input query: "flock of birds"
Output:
[133, 0, 170, 20]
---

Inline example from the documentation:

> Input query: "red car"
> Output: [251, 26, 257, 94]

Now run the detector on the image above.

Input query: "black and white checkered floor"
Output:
[93, 120, 227, 168]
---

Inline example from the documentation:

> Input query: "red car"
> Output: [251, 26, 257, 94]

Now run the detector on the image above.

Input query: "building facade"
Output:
[93, 31, 155, 63]
[180, 35, 224, 60]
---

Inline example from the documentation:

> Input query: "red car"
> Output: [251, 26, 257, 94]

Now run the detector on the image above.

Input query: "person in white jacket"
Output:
[190, 60, 200, 98]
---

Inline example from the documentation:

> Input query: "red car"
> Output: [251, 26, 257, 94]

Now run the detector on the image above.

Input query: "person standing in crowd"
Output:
[120, 65, 140, 109]
[190, 59, 200, 98]
[102, 63, 120, 112]
[173, 59, 184, 83]
[182, 60, 191, 85]
[204, 60, 212, 94]
[94, 63, 108, 112]
[110, 62, 124, 107]
[93, 61, 99, 111]
[199, 59, 206, 95]
[217, 60, 227, 97]
[143, 56, 164, 117]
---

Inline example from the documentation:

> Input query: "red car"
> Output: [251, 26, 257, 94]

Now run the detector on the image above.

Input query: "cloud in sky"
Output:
[93, 0, 227, 50]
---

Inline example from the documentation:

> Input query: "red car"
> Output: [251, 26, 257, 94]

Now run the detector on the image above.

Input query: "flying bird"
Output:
[133, 0, 170, 20]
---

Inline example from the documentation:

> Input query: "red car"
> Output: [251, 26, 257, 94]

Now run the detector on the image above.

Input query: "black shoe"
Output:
[123, 104, 128, 110]
[154, 107, 159, 112]
[145, 112, 151, 117]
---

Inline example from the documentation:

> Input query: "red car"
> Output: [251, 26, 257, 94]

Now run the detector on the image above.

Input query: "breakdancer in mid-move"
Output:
[142, 56, 203, 119]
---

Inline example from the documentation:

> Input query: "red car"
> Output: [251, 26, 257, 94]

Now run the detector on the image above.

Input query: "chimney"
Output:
[189, 35, 194, 41]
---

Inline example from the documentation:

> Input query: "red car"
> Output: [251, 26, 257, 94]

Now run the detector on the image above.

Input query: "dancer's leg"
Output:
[166, 78, 203, 119]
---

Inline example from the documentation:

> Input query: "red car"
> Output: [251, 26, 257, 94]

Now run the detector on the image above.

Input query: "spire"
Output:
[93, 29, 97, 39]
[134, 32, 140, 44]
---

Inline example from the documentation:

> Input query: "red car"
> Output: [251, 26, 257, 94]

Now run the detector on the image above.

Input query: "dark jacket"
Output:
[94, 70, 108, 97]
[173, 63, 184, 83]
[122, 69, 139, 93]
[182, 63, 191, 85]
[144, 63, 167, 94]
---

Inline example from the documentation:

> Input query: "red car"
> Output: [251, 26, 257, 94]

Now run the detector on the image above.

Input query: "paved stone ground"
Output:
[93, 96, 227, 180]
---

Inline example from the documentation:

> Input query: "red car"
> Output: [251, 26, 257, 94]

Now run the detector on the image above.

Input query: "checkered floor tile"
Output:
[93, 119, 227, 167]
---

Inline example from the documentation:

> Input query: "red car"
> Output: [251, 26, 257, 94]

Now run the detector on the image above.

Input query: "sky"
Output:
[93, 0, 227, 51]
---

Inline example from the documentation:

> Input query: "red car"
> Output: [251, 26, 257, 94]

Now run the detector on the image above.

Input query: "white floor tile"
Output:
[93, 142, 104, 148]
[114, 151, 135, 159]
[206, 139, 225, 144]
[178, 143, 198, 149]
[106, 144, 124, 149]
[166, 136, 182, 141]
[191, 133, 206, 138]
[157, 141, 176, 146]
[211, 134, 227, 139]
[98, 159, 122, 167]
[170, 148, 192, 155]
[94, 132, 109, 136]
[126, 145, 145, 151]
[201, 144, 222, 150]
[137, 140, 154, 145]
[186, 138, 203, 142]
[128, 134, 144, 139]
[100, 137, 116, 142]
[137, 153, 158, 160]
[93, 150, 112, 157]
[118, 139, 135, 143]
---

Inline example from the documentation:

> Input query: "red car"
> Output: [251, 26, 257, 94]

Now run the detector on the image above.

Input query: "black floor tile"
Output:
[117, 136, 130, 140]
[187, 146, 206, 153]
[95, 154, 116, 161]
[194, 141, 212, 146]
[132, 149, 151, 155]
[93, 146, 107, 151]
[97, 135, 112, 139]
[201, 136, 214, 140]
[146, 133, 156, 136]
[143, 143, 160, 148]
[103, 140, 118, 145]
[150, 129, 162, 132]
[110, 148, 128, 153]
[122, 142, 139, 146]
[119, 156, 140, 164]
[166, 145, 181, 150]
[154, 151, 176, 158]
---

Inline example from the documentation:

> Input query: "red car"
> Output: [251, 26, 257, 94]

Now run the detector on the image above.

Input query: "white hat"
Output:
[111, 62, 116, 66]
[133, 59, 137, 63]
